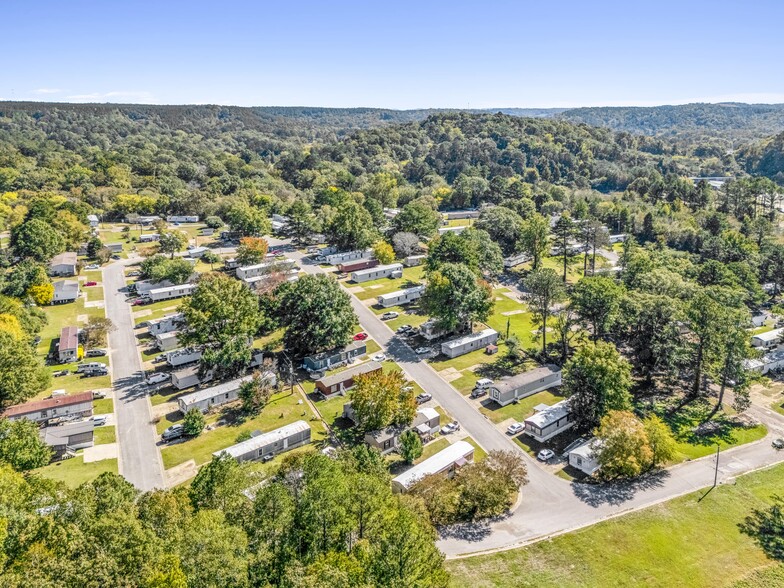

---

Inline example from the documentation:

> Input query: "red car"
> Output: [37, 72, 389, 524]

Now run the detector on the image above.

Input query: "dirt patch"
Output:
[84, 301, 105, 308]
[82, 443, 118, 463]
[165, 459, 198, 488]
[501, 309, 525, 316]
[151, 402, 178, 419]
[132, 309, 153, 318]
[76, 314, 88, 323]
[346, 286, 365, 294]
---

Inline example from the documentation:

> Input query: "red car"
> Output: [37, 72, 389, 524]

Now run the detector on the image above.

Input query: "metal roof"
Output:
[50, 251, 77, 266]
[524, 400, 571, 428]
[59, 326, 79, 351]
[4, 392, 93, 417]
[178, 374, 253, 406]
[441, 328, 498, 350]
[392, 440, 474, 490]
[315, 361, 382, 389]
[215, 420, 310, 458]
[492, 364, 561, 395]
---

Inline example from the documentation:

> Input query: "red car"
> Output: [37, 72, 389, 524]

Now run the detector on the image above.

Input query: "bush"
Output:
[183, 408, 205, 437]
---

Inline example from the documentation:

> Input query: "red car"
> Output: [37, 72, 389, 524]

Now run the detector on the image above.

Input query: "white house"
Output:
[323, 249, 373, 266]
[52, 280, 80, 304]
[568, 438, 602, 476]
[138, 233, 160, 243]
[166, 347, 203, 367]
[440, 328, 499, 359]
[438, 226, 466, 236]
[3, 392, 93, 424]
[177, 375, 253, 414]
[166, 215, 199, 223]
[236, 259, 296, 280]
[391, 440, 474, 493]
[377, 285, 425, 308]
[523, 400, 574, 443]
[488, 365, 562, 407]
[87, 214, 99, 228]
[155, 331, 180, 352]
[187, 246, 209, 258]
[106, 242, 124, 253]
[49, 252, 78, 276]
[147, 313, 184, 336]
[751, 328, 784, 349]
[403, 255, 425, 267]
[148, 283, 196, 302]
[171, 364, 213, 390]
[215, 420, 311, 462]
[58, 326, 80, 363]
[351, 263, 403, 283]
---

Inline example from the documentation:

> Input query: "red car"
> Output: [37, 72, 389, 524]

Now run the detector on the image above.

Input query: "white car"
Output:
[90, 415, 108, 427]
[414, 347, 431, 355]
[537, 449, 555, 462]
[373, 353, 387, 362]
[506, 422, 524, 435]
[440, 421, 460, 435]
[85, 264, 100, 270]
[146, 373, 170, 385]
[381, 311, 399, 320]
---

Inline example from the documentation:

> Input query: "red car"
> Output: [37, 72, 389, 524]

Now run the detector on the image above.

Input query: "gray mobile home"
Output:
[215, 420, 311, 462]
[351, 263, 403, 283]
[377, 285, 425, 308]
[488, 364, 562, 407]
[177, 374, 252, 413]
[148, 283, 196, 302]
[440, 328, 499, 359]
[323, 249, 373, 266]
[171, 364, 213, 391]
[302, 341, 366, 372]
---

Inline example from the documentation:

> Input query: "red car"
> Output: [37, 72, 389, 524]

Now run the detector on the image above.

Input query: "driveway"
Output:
[103, 261, 165, 491]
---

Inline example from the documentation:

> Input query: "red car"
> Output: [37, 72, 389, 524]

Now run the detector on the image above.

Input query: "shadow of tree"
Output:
[571, 469, 671, 507]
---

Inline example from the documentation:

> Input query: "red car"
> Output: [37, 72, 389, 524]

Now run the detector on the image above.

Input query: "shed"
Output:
[488, 365, 562, 407]
[58, 326, 80, 363]
[391, 441, 474, 493]
[155, 331, 180, 352]
[377, 285, 425, 308]
[314, 361, 382, 398]
[523, 400, 574, 442]
[440, 328, 499, 359]
[52, 280, 80, 304]
[351, 263, 403, 283]
[302, 341, 366, 372]
[176, 374, 253, 412]
[215, 420, 311, 462]
[49, 252, 77, 276]
[4, 392, 93, 424]
[568, 438, 602, 476]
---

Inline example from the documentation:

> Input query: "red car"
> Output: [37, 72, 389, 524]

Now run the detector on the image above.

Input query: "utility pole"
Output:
[713, 444, 720, 488]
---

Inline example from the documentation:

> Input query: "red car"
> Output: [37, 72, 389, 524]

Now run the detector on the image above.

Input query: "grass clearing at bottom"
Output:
[447, 462, 784, 588]
[33, 456, 119, 488]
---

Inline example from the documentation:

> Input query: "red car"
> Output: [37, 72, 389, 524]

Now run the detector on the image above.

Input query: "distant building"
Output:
[751, 328, 784, 349]
[215, 420, 311, 462]
[445, 210, 480, 220]
[236, 259, 296, 280]
[438, 226, 466, 236]
[49, 252, 77, 276]
[4, 392, 93, 424]
[166, 215, 199, 223]
[106, 242, 124, 253]
[52, 280, 80, 304]
[58, 326, 80, 363]
[87, 214, 99, 228]
[403, 255, 425, 267]
[391, 440, 474, 493]
[147, 283, 196, 302]
[187, 246, 209, 258]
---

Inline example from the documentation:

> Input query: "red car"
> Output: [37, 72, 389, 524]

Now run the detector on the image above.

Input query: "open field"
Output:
[447, 463, 784, 588]
[93, 425, 117, 445]
[33, 456, 119, 488]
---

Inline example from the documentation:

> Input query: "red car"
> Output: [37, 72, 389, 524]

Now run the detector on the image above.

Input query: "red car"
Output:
[131, 299, 144, 306]
[84, 281, 98, 287]
[353, 332, 369, 341]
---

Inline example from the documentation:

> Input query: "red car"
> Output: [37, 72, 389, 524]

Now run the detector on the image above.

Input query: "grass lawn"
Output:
[447, 463, 784, 588]
[417, 437, 450, 462]
[33, 456, 119, 488]
[463, 436, 487, 461]
[84, 285, 104, 302]
[160, 389, 328, 469]
[480, 389, 567, 424]
[93, 425, 117, 445]
[383, 304, 431, 332]
[351, 266, 425, 301]
[93, 398, 114, 414]
[132, 299, 184, 326]
[254, 328, 285, 351]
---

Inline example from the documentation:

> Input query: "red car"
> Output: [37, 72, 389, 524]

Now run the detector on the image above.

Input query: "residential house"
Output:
[171, 364, 213, 391]
[106, 242, 124, 253]
[523, 400, 574, 442]
[148, 283, 196, 302]
[323, 249, 373, 266]
[302, 341, 366, 372]
[52, 280, 80, 304]
[345, 407, 441, 454]
[147, 313, 184, 336]
[403, 255, 425, 267]
[215, 420, 311, 462]
[3, 392, 93, 424]
[391, 440, 474, 493]
[751, 328, 784, 349]
[49, 252, 77, 276]
[440, 328, 499, 359]
[58, 326, 80, 363]
[314, 361, 382, 398]
[351, 263, 403, 283]
[177, 374, 254, 413]
[377, 285, 425, 308]
[568, 438, 601, 476]
[488, 365, 562, 407]
[41, 421, 94, 458]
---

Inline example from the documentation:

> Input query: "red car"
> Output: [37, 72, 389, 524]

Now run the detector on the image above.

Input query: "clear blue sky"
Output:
[3, 0, 783, 109]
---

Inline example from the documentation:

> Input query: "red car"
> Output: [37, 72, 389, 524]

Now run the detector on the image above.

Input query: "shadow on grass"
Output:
[571, 469, 670, 507]
[656, 398, 743, 447]
[438, 511, 514, 543]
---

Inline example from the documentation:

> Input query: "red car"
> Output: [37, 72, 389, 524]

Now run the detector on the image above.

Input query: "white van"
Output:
[475, 378, 494, 388]
[76, 362, 105, 373]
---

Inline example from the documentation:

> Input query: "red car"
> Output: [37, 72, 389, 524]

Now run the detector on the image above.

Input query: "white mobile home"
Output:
[751, 328, 784, 349]
[187, 246, 209, 258]
[87, 214, 99, 227]
[3, 392, 93, 424]
[215, 420, 311, 462]
[166, 347, 203, 367]
[148, 283, 196, 302]
[236, 259, 296, 280]
[53, 280, 80, 304]
[351, 263, 403, 283]
[106, 242, 124, 253]
[391, 440, 474, 493]
[445, 210, 480, 220]
[403, 255, 425, 267]
[134, 280, 173, 296]
[166, 215, 200, 223]
[177, 375, 253, 413]
[147, 313, 184, 336]
[568, 438, 601, 476]
[503, 252, 530, 269]
[523, 400, 574, 442]
[438, 226, 466, 236]
[138, 233, 160, 243]
[608, 234, 627, 244]
[323, 249, 373, 266]
[488, 365, 562, 407]
[377, 285, 425, 308]
[49, 252, 78, 276]
[440, 328, 498, 359]
[155, 331, 180, 352]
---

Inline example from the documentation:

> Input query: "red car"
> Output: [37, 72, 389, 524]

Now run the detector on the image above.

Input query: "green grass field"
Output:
[447, 463, 784, 588]
[92, 397, 114, 414]
[93, 425, 117, 445]
[350, 266, 425, 301]
[480, 389, 567, 424]
[33, 456, 119, 488]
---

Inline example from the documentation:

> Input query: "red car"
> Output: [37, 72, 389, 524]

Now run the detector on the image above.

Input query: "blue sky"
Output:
[3, 0, 783, 109]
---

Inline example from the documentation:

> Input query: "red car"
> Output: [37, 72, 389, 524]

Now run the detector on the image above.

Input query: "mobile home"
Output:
[438, 226, 466, 236]
[138, 233, 160, 243]
[155, 331, 180, 352]
[166, 347, 203, 367]
[148, 283, 196, 302]
[391, 440, 474, 493]
[236, 259, 296, 280]
[377, 285, 425, 308]
[215, 420, 311, 462]
[3, 392, 93, 424]
[523, 400, 574, 442]
[488, 365, 562, 407]
[337, 259, 379, 273]
[147, 313, 184, 336]
[503, 252, 530, 269]
[302, 341, 366, 372]
[187, 246, 209, 258]
[52, 280, 80, 304]
[41, 421, 95, 458]
[177, 375, 252, 413]
[403, 255, 425, 267]
[445, 210, 480, 220]
[49, 252, 77, 276]
[314, 361, 382, 398]
[440, 328, 499, 359]
[323, 249, 373, 266]
[751, 328, 784, 349]
[351, 263, 403, 283]
[166, 215, 200, 223]
[58, 326, 80, 363]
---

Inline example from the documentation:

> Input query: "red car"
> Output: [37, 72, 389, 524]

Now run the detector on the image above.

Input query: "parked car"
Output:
[146, 373, 170, 385]
[440, 421, 460, 435]
[86, 348, 107, 357]
[414, 347, 431, 355]
[111, 254, 121, 260]
[186, 244, 195, 250]
[475, 378, 494, 388]
[162, 424, 185, 441]
[537, 449, 555, 461]
[396, 325, 412, 334]
[90, 415, 108, 427]
[773, 438, 784, 450]
[83, 367, 108, 377]
[353, 332, 369, 341]
[406, 329, 419, 338]
[373, 353, 387, 362]
[92, 390, 106, 399]
[381, 311, 399, 320]
[84, 281, 98, 287]
[131, 298, 144, 306]
[506, 422, 524, 435]
[415, 393, 432, 404]
[470, 387, 487, 398]
[85, 264, 99, 270]
[53, 369, 70, 377]
[261, 453, 275, 463]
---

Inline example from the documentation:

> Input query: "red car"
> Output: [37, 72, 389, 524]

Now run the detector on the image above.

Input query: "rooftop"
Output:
[215, 420, 310, 459]
[492, 364, 561, 395]
[352, 263, 402, 276]
[316, 361, 382, 389]
[41, 420, 94, 445]
[392, 440, 474, 490]
[59, 326, 79, 351]
[4, 392, 93, 418]
[148, 283, 195, 295]
[378, 285, 425, 300]
[305, 340, 366, 362]
[753, 328, 784, 342]
[441, 328, 498, 350]
[54, 280, 79, 295]
[525, 399, 571, 428]
[50, 251, 77, 266]
[178, 374, 254, 405]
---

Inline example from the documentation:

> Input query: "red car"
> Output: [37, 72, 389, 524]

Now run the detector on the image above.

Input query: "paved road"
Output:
[103, 261, 165, 491]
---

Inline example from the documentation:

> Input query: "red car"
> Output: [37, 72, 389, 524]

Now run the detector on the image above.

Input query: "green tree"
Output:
[86, 236, 103, 259]
[643, 414, 677, 467]
[287, 199, 319, 244]
[393, 200, 441, 237]
[595, 410, 653, 480]
[523, 267, 565, 357]
[422, 263, 493, 333]
[552, 213, 576, 281]
[225, 201, 270, 237]
[189, 453, 250, 519]
[572, 276, 625, 341]
[740, 496, 784, 562]
[238, 371, 274, 415]
[424, 232, 478, 274]
[183, 408, 205, 437]
[82, 316, 116, 349]
[476, 206, 524, 255]
[236, 236, 269, 266]
[0, 418, 52, 470]
[179, 509, 249, 588]
[399, 430, 423, 464]
[0, 330, 50, 408]
[563, 341, 632, 429]
[2, 260, 50, 298]
[277, 274, 357, 357]
[461, 228, 504, 279]
[325, 199, 376, 251]
[519, 213, 550, 269]
[158, 230, 188, 258]
[350, 370, 415, 432]
[372, 241, 396, 264]
[10, 219, 65, 262]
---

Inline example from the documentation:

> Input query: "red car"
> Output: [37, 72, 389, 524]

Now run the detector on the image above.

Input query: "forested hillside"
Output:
[738, 130, 784, 184]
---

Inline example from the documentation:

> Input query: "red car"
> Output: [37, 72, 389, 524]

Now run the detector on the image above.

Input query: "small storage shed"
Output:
[155, 331, 180, 352]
